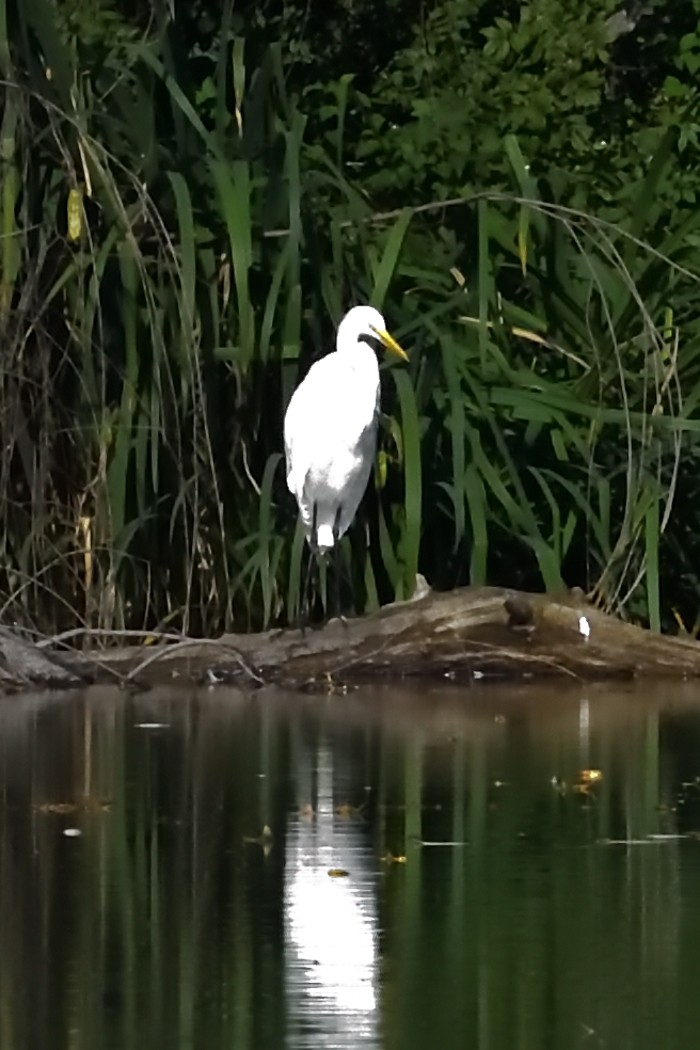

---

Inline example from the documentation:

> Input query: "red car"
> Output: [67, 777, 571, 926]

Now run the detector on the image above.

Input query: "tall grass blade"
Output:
[393, 369, 422, 598]
[439, 331, 466, 548]
[0, 89, 19, 320]
[370, 209, 413, 312]
[232, 38, 246, 137]
[645, 497, 660, 632]
[504, 134, 539, 275]
[211, 159, 254, 367]
[477, 199, 491, 373]
[286, 519, 306, 625]
[258, 452, 282, 628]
[464, 463, 488, 585]
[167, 172, 196, 357]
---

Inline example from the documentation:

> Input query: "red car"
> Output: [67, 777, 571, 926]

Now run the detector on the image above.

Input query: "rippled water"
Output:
[3, 681, 700, 1049]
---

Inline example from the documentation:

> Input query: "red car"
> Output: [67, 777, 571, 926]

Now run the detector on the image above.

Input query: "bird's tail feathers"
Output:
[316, 523, 335, 551]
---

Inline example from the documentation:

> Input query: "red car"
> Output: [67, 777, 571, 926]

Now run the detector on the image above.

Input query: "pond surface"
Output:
[2, 680, 700, 1049]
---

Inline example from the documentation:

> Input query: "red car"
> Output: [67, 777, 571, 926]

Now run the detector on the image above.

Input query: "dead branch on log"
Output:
[122, 637, 264, 685]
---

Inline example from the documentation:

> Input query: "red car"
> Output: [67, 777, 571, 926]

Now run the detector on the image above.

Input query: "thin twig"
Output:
[124, 636, 264, 684]
[241, 439, 262, 496]
[261, 192, 483, 238]
[36, 627, 188, 649]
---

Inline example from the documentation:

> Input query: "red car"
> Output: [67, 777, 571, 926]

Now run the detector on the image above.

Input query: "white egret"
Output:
[284, 305, 408, 616]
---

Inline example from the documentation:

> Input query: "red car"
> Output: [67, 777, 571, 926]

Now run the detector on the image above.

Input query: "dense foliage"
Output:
[0, 0, 699, 636]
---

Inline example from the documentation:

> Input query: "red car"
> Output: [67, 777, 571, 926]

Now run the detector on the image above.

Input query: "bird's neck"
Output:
[337, 339, 378, 374]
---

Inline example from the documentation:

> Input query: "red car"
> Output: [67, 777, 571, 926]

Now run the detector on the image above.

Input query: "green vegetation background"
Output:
[2, 0, 700, 635]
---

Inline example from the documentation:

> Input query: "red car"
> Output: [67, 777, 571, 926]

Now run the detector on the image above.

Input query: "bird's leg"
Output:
[331, 508, 347, 626]
[299, 505, 318, 632]
[300, 549, 313, 633]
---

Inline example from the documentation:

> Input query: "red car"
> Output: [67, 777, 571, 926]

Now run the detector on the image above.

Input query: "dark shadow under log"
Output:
[35, 586, 700, 692]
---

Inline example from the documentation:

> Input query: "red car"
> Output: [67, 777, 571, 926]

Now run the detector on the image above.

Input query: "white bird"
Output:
[284, 305, 408, 556]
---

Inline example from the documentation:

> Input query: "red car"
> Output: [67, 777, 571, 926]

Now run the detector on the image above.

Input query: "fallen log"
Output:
[0, 627, 87, 690]
[39, 585, 700, 690]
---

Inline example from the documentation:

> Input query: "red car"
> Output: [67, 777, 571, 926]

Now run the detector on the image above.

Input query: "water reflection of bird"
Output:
[284, 745, 379, 1048]
[284, 306, 407, 616]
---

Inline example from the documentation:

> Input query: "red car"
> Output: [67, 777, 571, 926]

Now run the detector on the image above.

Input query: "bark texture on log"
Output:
[53, 586, 700, 689]
[0, 628, 87, 690]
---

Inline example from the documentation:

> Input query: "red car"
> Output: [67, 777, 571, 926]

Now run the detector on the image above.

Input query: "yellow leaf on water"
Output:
[579, 769, 603, 783]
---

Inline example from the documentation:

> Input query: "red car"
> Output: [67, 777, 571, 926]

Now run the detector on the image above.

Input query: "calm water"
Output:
[2, 681, 700, 1049]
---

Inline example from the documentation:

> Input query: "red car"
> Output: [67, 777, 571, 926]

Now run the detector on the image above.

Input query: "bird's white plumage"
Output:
[284, 306, 391, 552]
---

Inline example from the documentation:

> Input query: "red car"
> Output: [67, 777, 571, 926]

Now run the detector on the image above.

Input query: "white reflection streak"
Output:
[285, 745, 378, 1047]
[579, 697, 590, 753]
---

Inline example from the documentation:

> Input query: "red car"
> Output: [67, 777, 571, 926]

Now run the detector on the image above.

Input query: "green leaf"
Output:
[211, 159, 255, 367]
[370, 208, 413, 312]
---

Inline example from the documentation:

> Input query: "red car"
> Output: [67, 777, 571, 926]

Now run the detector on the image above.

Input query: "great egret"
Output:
[284, 305, 408, 616]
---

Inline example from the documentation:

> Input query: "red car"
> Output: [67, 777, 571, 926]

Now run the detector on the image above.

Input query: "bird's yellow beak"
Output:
[371, 325, 409, 362]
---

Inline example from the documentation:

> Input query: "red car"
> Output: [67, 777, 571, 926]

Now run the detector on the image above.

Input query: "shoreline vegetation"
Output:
[1, 0, 700, 662]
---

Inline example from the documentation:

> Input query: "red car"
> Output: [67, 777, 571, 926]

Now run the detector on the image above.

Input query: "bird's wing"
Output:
[283, 402, 296, 492]
[283, 356, 336, 499]
[284, 353, 379, 503]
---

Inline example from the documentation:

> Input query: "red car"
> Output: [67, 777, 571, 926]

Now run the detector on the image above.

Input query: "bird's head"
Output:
[336, 305, 408, 362]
